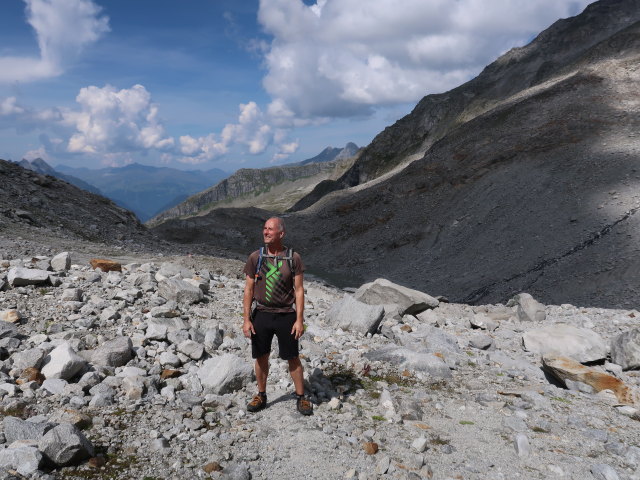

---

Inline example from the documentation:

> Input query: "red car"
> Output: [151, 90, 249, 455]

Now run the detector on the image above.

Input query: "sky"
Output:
[0, 0, 594, 172]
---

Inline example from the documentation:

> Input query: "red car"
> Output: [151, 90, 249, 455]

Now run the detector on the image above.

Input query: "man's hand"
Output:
[291, 319, 304, 340]
[243, 319, 255, 338]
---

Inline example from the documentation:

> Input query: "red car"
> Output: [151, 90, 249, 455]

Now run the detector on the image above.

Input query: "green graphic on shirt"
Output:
[264, 260, 283, 302]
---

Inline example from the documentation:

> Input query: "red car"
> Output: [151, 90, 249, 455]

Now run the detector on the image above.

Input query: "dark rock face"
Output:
[152, 1, 640, 309]
[0, 159, 152, 247]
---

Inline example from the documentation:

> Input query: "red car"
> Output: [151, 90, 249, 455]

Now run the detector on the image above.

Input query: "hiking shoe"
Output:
[247, 393, 267, 412]
[296, 395, 313, 416]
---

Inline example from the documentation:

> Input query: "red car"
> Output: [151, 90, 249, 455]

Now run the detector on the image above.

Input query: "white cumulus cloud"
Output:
[0, 0, 109, 83]
[66, 84, 174, 154]
[258, 0, 593, 119]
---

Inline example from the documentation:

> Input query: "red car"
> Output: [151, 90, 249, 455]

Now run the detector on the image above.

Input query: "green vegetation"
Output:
[372, 415, 386, 421]
[459, 420, 475, 425]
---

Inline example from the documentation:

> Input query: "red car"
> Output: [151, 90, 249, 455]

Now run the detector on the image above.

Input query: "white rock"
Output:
[197, 354, 253, 394]
[522, 324, 607, 363]
[41, 343, 87, 380]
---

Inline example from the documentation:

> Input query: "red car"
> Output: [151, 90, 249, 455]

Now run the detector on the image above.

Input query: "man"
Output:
[242, 217, 313, 415]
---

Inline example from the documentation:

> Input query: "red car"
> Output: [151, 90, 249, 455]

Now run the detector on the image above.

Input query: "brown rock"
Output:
[400, 325, 413, 333]
[0, 310, 21, 324]
[90, 259, 122, 272]
[203, 462, 223, 473]
[17, 367, 44, 385]
[542, 354, 640, 406]
[88, 457, 107, 468]
[363, 442, 379, 455]
[161, 369, 182, 379]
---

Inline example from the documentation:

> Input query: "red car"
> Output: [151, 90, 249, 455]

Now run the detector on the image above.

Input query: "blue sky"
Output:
[0, 0, 593, 171]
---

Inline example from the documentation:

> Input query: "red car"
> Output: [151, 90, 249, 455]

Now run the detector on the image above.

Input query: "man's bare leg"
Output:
[288, 357, 304, 395]
[255, 353, 270, 392]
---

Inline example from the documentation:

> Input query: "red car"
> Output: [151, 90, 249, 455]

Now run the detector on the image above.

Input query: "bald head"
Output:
[266, 217, 285, 232]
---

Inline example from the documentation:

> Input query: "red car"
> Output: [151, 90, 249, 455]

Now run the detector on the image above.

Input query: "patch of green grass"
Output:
[551, 396, 572, 404]
[372, 415, 386, 421]
[459, 420, 475, 425]
[532, 426, 549, 433]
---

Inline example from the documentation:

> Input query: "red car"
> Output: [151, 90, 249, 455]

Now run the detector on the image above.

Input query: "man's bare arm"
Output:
[243, 275, 256, 338]
[291, 273, 305, 339]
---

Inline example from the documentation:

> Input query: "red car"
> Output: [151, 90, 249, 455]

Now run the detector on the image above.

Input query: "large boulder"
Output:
[522, 324, 607, 363]
[91, 336, 133, 367]
[513, 293, 546, 322]
[50, 252, 71, 271]
[354, 278, 438, 315]
[197, 354, 253, 394]
[325, 294, 384, 335]
[158, 278, 204, 304]
[3, 416, 53, 444]
[41, 343, 87, 380]
[7, 267, 50, 287]
[38, 423, 95, 467]
[611, 329, 640, 371]
[156, 262, 194, 280]
[364, 346, 451, 379]
[0, 446, 43, 476]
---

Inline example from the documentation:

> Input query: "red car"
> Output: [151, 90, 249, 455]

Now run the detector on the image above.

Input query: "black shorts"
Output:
[251, 310, 299, 360]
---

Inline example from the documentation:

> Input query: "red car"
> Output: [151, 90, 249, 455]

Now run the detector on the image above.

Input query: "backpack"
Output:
[254, 247, 295, 283]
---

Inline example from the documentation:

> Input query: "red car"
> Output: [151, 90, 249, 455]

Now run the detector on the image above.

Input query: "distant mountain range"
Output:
[45, 162, 228, 222]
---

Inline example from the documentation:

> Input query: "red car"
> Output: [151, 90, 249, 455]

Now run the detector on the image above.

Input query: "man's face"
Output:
[263, 219, 284, 245]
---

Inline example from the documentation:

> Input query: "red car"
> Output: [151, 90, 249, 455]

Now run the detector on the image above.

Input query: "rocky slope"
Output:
[152, 0, 640, 309]
[18, 159, 102, 196]
[1, 235, 640, 479]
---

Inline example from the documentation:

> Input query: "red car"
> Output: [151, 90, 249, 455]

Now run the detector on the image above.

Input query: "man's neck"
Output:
[265, 243, 284, 255]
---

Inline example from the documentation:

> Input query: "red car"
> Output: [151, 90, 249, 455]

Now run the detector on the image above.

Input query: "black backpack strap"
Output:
[287, 247, 295, 276]
[254, 247, 264, 283]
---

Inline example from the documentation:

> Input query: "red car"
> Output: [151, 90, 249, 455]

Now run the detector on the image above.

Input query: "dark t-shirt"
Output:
[243, 248, 305, 313]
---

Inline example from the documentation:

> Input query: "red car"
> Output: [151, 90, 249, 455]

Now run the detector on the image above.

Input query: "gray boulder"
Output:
[354, 278, 439, 315]
[0, 321, 19, 339]
[522, 324, 607, 363]
[11, 347, 46, 371]
[197, 354, 254, 394]
[178, 340, 204, 360]
[41, 343, 87, 380]
[611, 329, 640, 371]
[3, 416, 53, 444]
[0, 446, 43, 476]
[156, 262, 194, 280]
[91, 336, 133, 367]
[325, 294, 384, 335]
[50, 252, 71, 271]
[364, 346, 452, 379]
[158, 278, 204, 304]
[513, 293, 546, 322]
[7, 267, 50, 287]
[38, 423, 95, 466]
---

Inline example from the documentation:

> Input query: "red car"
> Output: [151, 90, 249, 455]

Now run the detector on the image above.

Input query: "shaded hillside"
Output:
[152, 0, 640, 309]
[292, 0, 640, 211]
[148, 146, 357, 226]
[56, 163, 228, 222]
[0, 159, 152, 246]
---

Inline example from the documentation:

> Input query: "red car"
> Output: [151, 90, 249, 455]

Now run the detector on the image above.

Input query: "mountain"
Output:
[55, 163, 228, 222]
[291, 0, 640, 211]
[296, 142, 360, 166]
[147, 143, 359, 226]
[18, 158, 102, 196]
[151, 0, 640, 309]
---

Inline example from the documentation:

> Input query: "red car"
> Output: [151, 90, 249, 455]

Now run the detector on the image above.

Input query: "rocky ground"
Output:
[0, 229, 640, 480]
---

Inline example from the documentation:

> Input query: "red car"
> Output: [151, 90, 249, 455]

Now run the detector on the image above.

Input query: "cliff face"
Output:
[294, 0, 640, 208]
